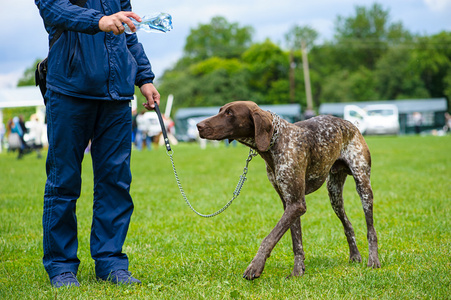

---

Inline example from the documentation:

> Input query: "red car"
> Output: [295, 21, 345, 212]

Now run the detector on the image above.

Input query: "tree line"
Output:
[154, 3, 451, 113]
[16, 3, 451, 116]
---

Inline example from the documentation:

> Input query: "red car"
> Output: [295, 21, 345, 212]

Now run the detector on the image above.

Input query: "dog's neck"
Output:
[238, 111, 281, 152]
[267, 111, 281, 150]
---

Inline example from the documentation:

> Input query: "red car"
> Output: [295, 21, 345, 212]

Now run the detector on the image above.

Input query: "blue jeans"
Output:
[43, 91, 134, 279]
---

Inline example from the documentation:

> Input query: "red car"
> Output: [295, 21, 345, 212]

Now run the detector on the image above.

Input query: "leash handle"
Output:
[153, 102, 172, 152]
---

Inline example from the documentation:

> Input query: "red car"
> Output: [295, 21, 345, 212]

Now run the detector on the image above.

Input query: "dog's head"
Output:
[197, 101, 274, 152]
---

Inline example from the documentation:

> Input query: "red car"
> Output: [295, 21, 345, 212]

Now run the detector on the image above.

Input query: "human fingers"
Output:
[120, 11, 142, 33]
[142, 94, 160, 110]
[142, 95, 158, 110]
[99, 12, 142, 34]
[99, 15, 122, 34]
[140, 83, 160, 110]
[122, 11, 142, 23]
[152, 89, 161, 107]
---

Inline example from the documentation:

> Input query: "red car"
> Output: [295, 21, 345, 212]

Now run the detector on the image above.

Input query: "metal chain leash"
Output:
[166, 148, 258, 218]
[152, 102, 259, 218]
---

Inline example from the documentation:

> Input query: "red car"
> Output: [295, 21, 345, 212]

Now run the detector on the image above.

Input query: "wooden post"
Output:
[301, 40, 313, 111]
[289, 50, 295, 103]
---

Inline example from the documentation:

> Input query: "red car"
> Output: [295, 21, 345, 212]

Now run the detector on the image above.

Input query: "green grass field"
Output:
[1, 135, 450, 299]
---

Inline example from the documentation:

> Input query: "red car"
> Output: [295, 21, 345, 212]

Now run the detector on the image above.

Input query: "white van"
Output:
[344, 104, 400, 135]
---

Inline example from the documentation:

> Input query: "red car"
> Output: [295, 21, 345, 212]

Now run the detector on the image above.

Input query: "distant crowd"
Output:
[1, 114, 45, 159]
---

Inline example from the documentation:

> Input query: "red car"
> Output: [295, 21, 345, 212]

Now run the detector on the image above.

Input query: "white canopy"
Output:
[0, 86, 46, 151]
[0, 86, 44, 109]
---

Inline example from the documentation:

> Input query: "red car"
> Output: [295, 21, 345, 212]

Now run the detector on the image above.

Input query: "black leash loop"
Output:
[153, 102, 172, 152]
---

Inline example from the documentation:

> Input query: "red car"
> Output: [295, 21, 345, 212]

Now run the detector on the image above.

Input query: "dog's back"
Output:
[294, 115, 360, 145]
[275, 115, 366, 194]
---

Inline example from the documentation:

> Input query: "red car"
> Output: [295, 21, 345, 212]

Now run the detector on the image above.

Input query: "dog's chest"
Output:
[265, 127, 343, 195]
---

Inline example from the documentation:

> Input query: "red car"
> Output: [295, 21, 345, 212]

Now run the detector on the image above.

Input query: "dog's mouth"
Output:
[197, 122, 229, 140]
[197, 122, 213, 139]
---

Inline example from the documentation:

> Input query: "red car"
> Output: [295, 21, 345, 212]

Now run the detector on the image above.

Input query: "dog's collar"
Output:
[267, 111, 281, 151]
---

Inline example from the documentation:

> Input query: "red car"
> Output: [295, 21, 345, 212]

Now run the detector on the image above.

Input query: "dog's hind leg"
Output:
[351, 165, 381, 268]
[327, 169, 362, 263]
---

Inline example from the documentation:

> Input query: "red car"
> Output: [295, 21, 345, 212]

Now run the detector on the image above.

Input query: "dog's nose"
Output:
[197, 121, 209, 138]
[196, 122, 205, 131]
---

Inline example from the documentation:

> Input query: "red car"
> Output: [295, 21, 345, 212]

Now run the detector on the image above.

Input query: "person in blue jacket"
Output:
[35, 0, 160, 288]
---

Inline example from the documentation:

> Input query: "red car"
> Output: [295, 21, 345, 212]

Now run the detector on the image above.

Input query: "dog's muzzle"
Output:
[196, 121, 211, 139]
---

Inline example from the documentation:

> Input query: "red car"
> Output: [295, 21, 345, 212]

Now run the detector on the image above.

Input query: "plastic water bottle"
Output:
[124, 12, 173, 34]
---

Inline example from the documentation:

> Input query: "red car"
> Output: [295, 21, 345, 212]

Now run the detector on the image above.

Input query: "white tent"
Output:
[0, 86, 46, 152]
[0, 86, 44, 108]
[0, 85, 45, 123]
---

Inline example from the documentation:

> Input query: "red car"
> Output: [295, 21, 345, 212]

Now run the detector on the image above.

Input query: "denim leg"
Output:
[135, 129, 143, 150]
[89, 100, 134, 278]
[43, 91, 96, 279]
[146, 135, 152, 150]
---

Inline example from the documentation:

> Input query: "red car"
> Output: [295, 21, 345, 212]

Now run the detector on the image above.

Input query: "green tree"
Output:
[241, 39, 289, 104]
[158, 16, 255, 110]
[410, 32, 451, 98]
[320, 67, 376, 102]
[157, 10, 450, 112]
[188, 57, 251, 107]
[17, 58, 43, 86]
[183, 16, 254, 63]
[374, 46, 429, 99]
[332, 3, 411, 71]
[284, 25, 318, 105]
[158, 56, 251, 109]
[312, 3, 418, 104]
[285, 25, 318, 50]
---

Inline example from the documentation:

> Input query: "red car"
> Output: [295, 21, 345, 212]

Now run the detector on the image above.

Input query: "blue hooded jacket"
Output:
[35, 0, 155, 101]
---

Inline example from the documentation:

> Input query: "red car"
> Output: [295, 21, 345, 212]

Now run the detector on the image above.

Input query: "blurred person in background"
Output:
[413, 112, 423, 134]
[0, 121, 5, 153]
[28, 114, 44, 158]
[10, 116, 26, 159]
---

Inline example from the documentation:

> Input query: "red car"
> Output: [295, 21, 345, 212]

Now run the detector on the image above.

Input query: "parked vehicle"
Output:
[344, 104, 400, 135]
[187, 116, 209, 141]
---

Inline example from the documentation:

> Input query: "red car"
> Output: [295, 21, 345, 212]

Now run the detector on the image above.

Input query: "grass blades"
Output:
[0, 135, 450, 299]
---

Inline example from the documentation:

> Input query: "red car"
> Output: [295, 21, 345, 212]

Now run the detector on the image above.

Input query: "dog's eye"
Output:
[225, 109, 233, 116]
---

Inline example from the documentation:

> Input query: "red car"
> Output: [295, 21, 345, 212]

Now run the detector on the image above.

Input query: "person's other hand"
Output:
[140, 83, 160, 110]
[99, 11, 141, 35]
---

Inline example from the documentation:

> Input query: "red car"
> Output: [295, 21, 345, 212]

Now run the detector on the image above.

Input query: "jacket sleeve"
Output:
[35, 0, 103, 35]
[127, 38, 155, 86]
[121, 0, 155, 86]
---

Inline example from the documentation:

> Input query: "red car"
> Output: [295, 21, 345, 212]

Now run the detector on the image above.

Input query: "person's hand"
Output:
[99, 11, 141, 35]
[140, 83, 160, 110]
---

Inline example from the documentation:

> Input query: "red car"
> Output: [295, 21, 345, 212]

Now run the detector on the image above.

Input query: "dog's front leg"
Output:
[265, 165, 306, 279]
[243, 200, 306, 280]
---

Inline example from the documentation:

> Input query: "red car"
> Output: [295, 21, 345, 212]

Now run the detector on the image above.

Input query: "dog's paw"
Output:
[242, 258, 266, 280]
[349, 252, 362, 263]
[367, 255, 381, 268]
[286, 267, 305, 280]
[286, 258, 305, 279]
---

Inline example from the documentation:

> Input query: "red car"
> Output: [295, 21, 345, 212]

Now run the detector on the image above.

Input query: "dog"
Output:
[196, 101, 381, 280]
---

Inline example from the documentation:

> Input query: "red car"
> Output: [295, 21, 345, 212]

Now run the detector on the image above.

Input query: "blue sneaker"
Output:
[100, 270, 141, 285]
[51, 272, 80, 288]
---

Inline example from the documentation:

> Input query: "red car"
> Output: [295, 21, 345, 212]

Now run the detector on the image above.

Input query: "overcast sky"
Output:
[0, 0, 450, 88]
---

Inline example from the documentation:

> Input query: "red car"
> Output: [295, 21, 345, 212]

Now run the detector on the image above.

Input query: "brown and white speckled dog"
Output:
[197, 101, 381, 280]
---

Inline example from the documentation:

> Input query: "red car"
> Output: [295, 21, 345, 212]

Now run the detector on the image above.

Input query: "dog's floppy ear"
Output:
[251, 109, 274, 152]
